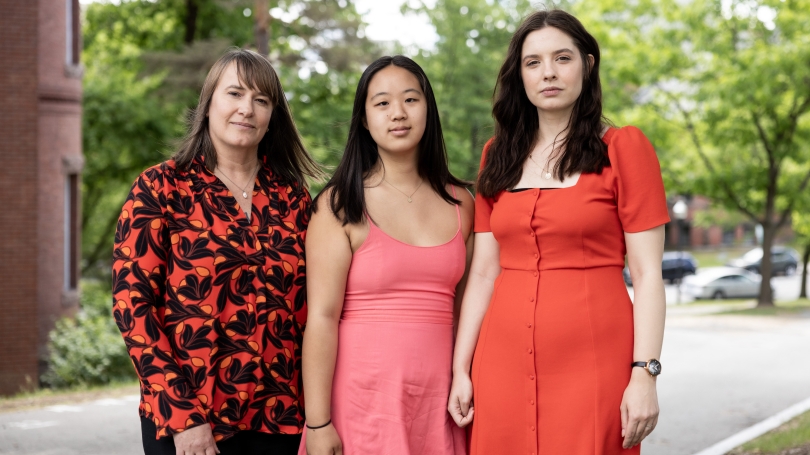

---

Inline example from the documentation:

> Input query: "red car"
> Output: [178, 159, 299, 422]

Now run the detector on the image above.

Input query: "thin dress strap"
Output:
[451, 185, 461, 233]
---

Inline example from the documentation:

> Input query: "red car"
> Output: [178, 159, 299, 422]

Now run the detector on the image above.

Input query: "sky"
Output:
[78, 0, 439, 49]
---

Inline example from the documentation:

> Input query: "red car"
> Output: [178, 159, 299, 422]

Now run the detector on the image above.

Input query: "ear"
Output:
[587, 54, 595, 73]
[362, 116, 368, 130]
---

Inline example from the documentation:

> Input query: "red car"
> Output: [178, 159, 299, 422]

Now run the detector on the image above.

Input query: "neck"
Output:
[536, 107, 573, 145]
[215, 147, 259, 175]
[372, 147, 421, 186]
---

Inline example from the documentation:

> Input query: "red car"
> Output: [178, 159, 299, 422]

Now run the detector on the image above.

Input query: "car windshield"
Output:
[743, 249, 763, 261]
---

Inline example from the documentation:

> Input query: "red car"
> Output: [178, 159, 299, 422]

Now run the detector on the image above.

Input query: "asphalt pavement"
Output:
[1, 273, 808, 455]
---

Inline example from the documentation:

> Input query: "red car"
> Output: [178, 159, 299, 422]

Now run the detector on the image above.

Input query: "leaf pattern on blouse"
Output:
[112, 154, 310, 441]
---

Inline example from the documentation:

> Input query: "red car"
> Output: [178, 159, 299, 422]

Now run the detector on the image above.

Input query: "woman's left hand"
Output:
[620, 369, 659, 449]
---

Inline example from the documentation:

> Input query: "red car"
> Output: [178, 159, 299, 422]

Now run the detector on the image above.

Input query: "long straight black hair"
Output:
[315, 55, 467, 225]
[478, 10, 611, 197]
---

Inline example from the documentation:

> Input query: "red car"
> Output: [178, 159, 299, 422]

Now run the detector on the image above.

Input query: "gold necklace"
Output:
[384, 177, 424, 203]
[216, 162, 260, 199]
[529, 142, 557, 180]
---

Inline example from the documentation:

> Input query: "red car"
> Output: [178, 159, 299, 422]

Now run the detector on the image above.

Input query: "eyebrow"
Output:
[370, 88, 422, 100]
[226, 84, 270, 97]
[522, 48, 576, 61]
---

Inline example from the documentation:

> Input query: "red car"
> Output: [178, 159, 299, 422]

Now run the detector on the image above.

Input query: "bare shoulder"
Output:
[311, 187, 344, 227]
[453, 184, 475, 210]
[451, 184, 475, 240]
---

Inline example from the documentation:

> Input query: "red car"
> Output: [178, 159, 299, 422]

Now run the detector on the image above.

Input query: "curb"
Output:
[693, 395, 810, 455]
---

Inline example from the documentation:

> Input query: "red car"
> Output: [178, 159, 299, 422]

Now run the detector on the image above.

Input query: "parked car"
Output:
[726, 246, 800, 275]
[682, 267, 772, 300]
[623, 251, 698, 286]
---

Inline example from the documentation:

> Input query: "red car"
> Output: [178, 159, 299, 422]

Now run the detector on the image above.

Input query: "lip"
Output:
[231, 122, 256, 129]
[389, 126, 411, 136]
[540, 87, 562, 96]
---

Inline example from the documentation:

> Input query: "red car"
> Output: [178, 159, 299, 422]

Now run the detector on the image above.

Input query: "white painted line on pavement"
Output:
[6, 420, 59, 430]
[693, 395, 810, 455]
[45, 404, 83, 413]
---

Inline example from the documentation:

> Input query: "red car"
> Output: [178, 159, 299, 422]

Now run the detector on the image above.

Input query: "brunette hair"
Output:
[477, 9, 610, 197]
[315, 55, 467, 225]
[172, 48, 322, 185]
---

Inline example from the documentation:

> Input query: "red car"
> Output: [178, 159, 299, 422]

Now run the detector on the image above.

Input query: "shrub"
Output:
[41, 281, 136, 388]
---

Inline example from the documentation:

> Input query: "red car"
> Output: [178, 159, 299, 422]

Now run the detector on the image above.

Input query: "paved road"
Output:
[1, 283, 808, 454]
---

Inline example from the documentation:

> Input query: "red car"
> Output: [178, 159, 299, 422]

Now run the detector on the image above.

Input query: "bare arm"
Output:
[452, 188, 476, 332]
[621, 224, 666, 448]
[447, 232, 501, 426]
[301, 196, 353, 455]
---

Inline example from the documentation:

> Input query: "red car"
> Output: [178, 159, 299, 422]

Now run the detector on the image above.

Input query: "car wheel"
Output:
[785, 264, 797, 276]
[712, 290, 725, 300]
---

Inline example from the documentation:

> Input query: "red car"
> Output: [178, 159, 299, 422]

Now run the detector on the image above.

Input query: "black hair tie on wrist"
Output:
[306, 419, 332, 430]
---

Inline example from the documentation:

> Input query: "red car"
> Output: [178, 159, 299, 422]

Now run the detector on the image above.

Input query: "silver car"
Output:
[682, 267, 770, 300]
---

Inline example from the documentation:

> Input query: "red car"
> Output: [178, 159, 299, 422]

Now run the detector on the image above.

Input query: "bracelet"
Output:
[306, 419, 332, 430]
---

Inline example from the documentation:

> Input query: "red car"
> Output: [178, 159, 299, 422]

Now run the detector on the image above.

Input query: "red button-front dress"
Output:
[469, 126, 670, 455]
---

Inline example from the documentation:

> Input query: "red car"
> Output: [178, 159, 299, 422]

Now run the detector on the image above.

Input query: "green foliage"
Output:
[41, 282, 135, 388]
[734, 410, 810, 454]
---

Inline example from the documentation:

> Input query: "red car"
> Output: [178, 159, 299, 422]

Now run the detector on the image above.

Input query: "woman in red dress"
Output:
[112, 49, 321, 455]
[448, 10, 669, 455]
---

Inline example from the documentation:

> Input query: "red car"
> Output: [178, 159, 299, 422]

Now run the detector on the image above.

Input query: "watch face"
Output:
[648, 359, 662, 376]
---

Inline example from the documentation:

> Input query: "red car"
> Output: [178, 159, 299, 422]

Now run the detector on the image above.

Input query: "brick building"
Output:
[0, 0, 83, 395]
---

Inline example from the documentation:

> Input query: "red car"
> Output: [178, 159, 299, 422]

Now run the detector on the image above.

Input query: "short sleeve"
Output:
[608, 126, 671, 233]
[474, 138, 496, 233]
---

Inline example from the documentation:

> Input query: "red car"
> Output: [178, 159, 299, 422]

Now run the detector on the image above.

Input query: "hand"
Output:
[447, 372, 475, 427]
[306, 423, 343, 455]
[172, 424, 219, 455]
[620, 369, 659, 449]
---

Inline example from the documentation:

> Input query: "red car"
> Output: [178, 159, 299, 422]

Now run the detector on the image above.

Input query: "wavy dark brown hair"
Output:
[315, 55, 467, 225]
[172, 48, 323, 186]
[477, 9, 610, 197]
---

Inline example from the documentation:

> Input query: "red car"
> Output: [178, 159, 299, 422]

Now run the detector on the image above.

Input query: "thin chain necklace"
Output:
[529, 141, 558, 180]
[384, 176, 423, 203]
[216, 162, 260, 199]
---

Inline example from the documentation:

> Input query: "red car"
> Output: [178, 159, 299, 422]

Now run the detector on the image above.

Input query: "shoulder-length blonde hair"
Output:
[173, 48, 322, 185]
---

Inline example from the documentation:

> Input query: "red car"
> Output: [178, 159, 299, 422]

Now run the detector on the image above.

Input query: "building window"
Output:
[64, 174, 79, 290]
[66, 0, 80, 66]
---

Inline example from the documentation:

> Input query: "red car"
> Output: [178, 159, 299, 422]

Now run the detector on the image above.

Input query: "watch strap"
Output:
[631, 361, 648, 368]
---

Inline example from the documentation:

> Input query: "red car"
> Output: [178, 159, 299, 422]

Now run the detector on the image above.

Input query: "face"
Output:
[363, 65, 427, 157]
[207, 62, 273, 155]
[520, 26, 593, 115]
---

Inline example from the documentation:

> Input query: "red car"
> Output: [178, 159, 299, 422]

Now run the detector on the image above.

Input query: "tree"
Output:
[793, 211, 810, 299]
[575, 0, 810, 307]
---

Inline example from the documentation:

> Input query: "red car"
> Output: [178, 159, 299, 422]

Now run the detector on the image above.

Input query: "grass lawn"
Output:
[0, 380, 139, 413]
[729, 409, 810, 454]
[718, 299, 810, 317]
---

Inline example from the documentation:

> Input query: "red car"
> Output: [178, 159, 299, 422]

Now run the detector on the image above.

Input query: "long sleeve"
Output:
[112, 169, 207, 439]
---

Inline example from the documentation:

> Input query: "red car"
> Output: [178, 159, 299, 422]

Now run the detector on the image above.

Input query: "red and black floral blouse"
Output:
[112, 154, 310, 441]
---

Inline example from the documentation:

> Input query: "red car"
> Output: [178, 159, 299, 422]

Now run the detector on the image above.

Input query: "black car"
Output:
[624, 251, 698, 286]
[726, 246, 800, 275]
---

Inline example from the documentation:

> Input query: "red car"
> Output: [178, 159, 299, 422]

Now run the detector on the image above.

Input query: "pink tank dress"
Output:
[299, 193, 467, 455]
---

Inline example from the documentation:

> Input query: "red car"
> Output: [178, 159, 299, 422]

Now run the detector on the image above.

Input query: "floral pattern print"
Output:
[112, 154, 310, 441]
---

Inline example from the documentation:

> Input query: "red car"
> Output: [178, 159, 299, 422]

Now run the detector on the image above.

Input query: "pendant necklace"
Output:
[216, 162, 260, 199]
[529, 141, 557, 180]
[384, 177, 423, 203]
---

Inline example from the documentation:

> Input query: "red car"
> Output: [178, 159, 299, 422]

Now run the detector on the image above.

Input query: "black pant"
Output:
[141, 417, 301, 455]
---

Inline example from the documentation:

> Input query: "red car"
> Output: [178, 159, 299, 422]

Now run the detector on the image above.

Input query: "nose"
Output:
[389, 100, 407, 121]
[237, 96, 254, 117]
[542, 62, 557, 82]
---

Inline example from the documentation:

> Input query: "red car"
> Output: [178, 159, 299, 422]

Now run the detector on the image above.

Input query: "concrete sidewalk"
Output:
[645, 310, 810, 455]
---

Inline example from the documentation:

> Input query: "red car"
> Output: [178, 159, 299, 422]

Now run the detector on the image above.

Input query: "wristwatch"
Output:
[632, 359, 662, 377]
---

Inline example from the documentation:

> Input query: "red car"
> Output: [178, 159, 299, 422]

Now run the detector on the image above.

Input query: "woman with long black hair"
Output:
[299, 55, 473, 455]
[448, 10, 669, 455]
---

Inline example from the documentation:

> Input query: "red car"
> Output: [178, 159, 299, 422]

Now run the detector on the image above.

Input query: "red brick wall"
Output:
[0, 1, 41, 395]
[38, 0, 83, 366]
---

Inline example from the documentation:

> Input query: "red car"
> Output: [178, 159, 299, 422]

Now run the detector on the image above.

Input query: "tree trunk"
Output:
[184, 0, 199, 45]
[254, 0, 269, 56]
[757, 221, 776, 307]
[800, 242, 810, 299]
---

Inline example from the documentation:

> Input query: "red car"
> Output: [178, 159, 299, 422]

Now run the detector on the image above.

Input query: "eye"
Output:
[255, 98, 270, 105]
[557, 55, 572, 62]
[228, 91, 240, 97]
[375, 101, 389, 107]
[405, 97, 419, 103]
[526, 60, 539, 67]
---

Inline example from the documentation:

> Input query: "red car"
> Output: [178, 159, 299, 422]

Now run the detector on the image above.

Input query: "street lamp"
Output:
[672, 199, 688, 304]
